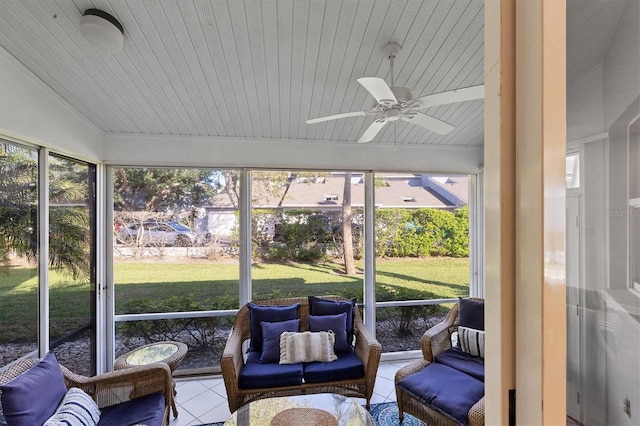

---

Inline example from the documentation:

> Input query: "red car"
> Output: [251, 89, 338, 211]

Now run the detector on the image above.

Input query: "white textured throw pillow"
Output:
[450, 331, 459, 347]
[458, 326, 485, 358]
[44, 387, 101, 426]
[279, 330, 338, 364]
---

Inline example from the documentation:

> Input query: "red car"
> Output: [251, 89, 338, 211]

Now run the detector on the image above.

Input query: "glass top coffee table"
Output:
[114, 341, 188, 418]
[224, 393, 374, 425]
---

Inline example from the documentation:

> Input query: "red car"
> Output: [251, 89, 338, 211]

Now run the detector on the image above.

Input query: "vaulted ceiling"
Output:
[0, 0, 484, 149]
[0, 0, 626, 157]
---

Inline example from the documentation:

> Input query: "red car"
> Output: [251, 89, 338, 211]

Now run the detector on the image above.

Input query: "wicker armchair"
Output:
[0, 357, 174, 425]
[394, 298, 485, 426]
[221, 296, 382, 413]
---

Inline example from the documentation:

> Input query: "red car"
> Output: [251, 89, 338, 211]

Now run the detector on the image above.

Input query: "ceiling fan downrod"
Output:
[383, 42, 401, 87]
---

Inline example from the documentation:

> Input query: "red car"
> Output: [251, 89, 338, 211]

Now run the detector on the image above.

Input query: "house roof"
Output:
[206, 173, 467, 210]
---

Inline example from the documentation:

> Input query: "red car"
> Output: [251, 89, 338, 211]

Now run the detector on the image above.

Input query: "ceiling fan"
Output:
[306, 42, 484, 143]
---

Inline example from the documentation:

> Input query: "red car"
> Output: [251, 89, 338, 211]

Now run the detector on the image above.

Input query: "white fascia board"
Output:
[103, 134, 483, 174]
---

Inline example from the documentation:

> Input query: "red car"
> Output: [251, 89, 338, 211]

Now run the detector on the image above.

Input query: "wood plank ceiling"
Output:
[0, 0, 484, 148]
[0, 0, 628, 150]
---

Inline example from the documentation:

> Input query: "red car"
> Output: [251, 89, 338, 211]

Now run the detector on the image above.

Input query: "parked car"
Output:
[116, 220, 198, 246]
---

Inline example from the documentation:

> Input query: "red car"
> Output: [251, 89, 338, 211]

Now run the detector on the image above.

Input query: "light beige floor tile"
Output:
[181, 389, 227, 419]
[175, 380, 210, 404]
[199, 402, 233, 423]
[168, 408, 196, 426]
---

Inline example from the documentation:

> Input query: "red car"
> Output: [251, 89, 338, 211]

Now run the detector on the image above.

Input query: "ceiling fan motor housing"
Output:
[385, 108, 401, 121]
[391, 87, 413, 104]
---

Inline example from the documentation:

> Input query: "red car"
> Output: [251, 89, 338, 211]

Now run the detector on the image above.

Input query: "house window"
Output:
[566, 153, 580, 189]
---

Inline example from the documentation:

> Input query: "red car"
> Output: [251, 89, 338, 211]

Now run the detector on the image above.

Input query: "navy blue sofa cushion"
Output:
[303, 349, 365, 383]
[397, 363, 484, 426]
[0, 351, 67, 426]
[435, 347, 485, 382]
[248, 302, 300, 352]
[308, 296, 356, 345]
[458, 298, 484, 331]
[309, 312, 349, 352]
[260, 319, 300, 363]
[239, 352, 304, 389]
[99, 391, 165, 426]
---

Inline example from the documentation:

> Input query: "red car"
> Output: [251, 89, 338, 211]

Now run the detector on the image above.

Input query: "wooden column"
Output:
[484, 0, 516, 424]
[515, 0, 567, 424]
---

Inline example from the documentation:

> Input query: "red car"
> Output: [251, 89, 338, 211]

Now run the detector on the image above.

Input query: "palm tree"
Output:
[0, 144, 91, 280]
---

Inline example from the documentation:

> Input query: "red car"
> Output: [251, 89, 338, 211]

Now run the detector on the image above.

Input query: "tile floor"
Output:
[168, 359, 413, 425]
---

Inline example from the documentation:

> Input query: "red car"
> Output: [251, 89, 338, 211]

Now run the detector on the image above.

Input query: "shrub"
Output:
[376, 286, 448, 336]
[376, 207, 468, 258]
[118, 295, 237, 349]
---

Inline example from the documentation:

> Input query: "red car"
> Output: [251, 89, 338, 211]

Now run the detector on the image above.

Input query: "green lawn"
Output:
[1, 257, 469, 340]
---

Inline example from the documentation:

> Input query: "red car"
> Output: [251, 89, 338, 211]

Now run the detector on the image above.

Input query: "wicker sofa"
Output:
[0, 354, 173, 426]
[395, 298, 485, 426]
[221, 296, 382, 413]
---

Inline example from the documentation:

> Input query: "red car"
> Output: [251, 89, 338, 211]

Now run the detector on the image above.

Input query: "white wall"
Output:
[567, 62, 605, 141]
[0, 47, 102, 159]
[572, 0, 640, 423]
[603, 0, 640, 129]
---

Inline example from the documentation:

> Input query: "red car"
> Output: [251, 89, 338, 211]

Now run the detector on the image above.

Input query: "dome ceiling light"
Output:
[79, 9, 124, 53]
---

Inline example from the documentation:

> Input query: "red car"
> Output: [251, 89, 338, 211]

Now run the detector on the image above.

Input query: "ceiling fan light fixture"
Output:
[79, 9, 124, 53]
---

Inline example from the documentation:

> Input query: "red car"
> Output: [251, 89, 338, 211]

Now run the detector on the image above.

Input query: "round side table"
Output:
[115, 341, 188, 418]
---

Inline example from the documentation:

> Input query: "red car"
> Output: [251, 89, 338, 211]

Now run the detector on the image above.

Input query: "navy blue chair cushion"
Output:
[239, 352, 304, 389]
[0, 351, 67, 426]
[98, 391, 165, 426]
[260, 319, 300, 363]
[308, 296, 356, 345]
[397, 363, 484, 426]
[435, 347, 485, 382]
[309, 312, 349, 352]
[248, 302, 300, 352]
[458, 298, 484, 331]
[303, 349, 365, 383]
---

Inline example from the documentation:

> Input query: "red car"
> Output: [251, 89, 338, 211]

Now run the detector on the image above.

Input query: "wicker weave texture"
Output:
[0, 357, 172, 426]
[396, 298, 485, 426]
[221, 296, 382, 413]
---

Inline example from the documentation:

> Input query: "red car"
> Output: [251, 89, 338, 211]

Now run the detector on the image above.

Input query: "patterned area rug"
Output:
[201, 401, 426, 426]
[368, 402, 426, 425]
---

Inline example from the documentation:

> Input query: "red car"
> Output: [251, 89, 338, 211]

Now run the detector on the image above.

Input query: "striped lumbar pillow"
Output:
[44, 387, 101, 426]
[458, 326, 485, 358]
[279, 330, 338, 364]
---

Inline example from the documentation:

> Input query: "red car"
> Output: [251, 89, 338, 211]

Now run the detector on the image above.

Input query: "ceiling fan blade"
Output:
[402, 112, 455, 135]
[413, 84, 484, 109]
[357, 77, 397, 105]
[358, 120, 387, 143]
[306, 111, 367, 124]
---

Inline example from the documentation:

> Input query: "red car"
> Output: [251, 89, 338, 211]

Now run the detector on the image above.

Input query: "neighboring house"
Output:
[199, 173, 468, 237]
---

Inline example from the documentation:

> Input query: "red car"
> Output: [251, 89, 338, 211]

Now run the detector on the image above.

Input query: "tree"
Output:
[0, 144, 91, 279]
[342, 172, 356, 275]
[0, 144, 37, 274]
[113, 168, 222, 213]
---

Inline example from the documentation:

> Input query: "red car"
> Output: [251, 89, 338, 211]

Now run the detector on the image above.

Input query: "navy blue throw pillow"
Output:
[248, 302, 300, 352]
[308, 296, 356, 346]
[309, 312, 349, 353]
[260, 319, 300, 363]
[0, 351, 67, 426]
[458, 298, 484, 331]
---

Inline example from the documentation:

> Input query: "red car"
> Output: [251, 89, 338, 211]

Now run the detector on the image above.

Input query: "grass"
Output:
[1, 257, 469, 341]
